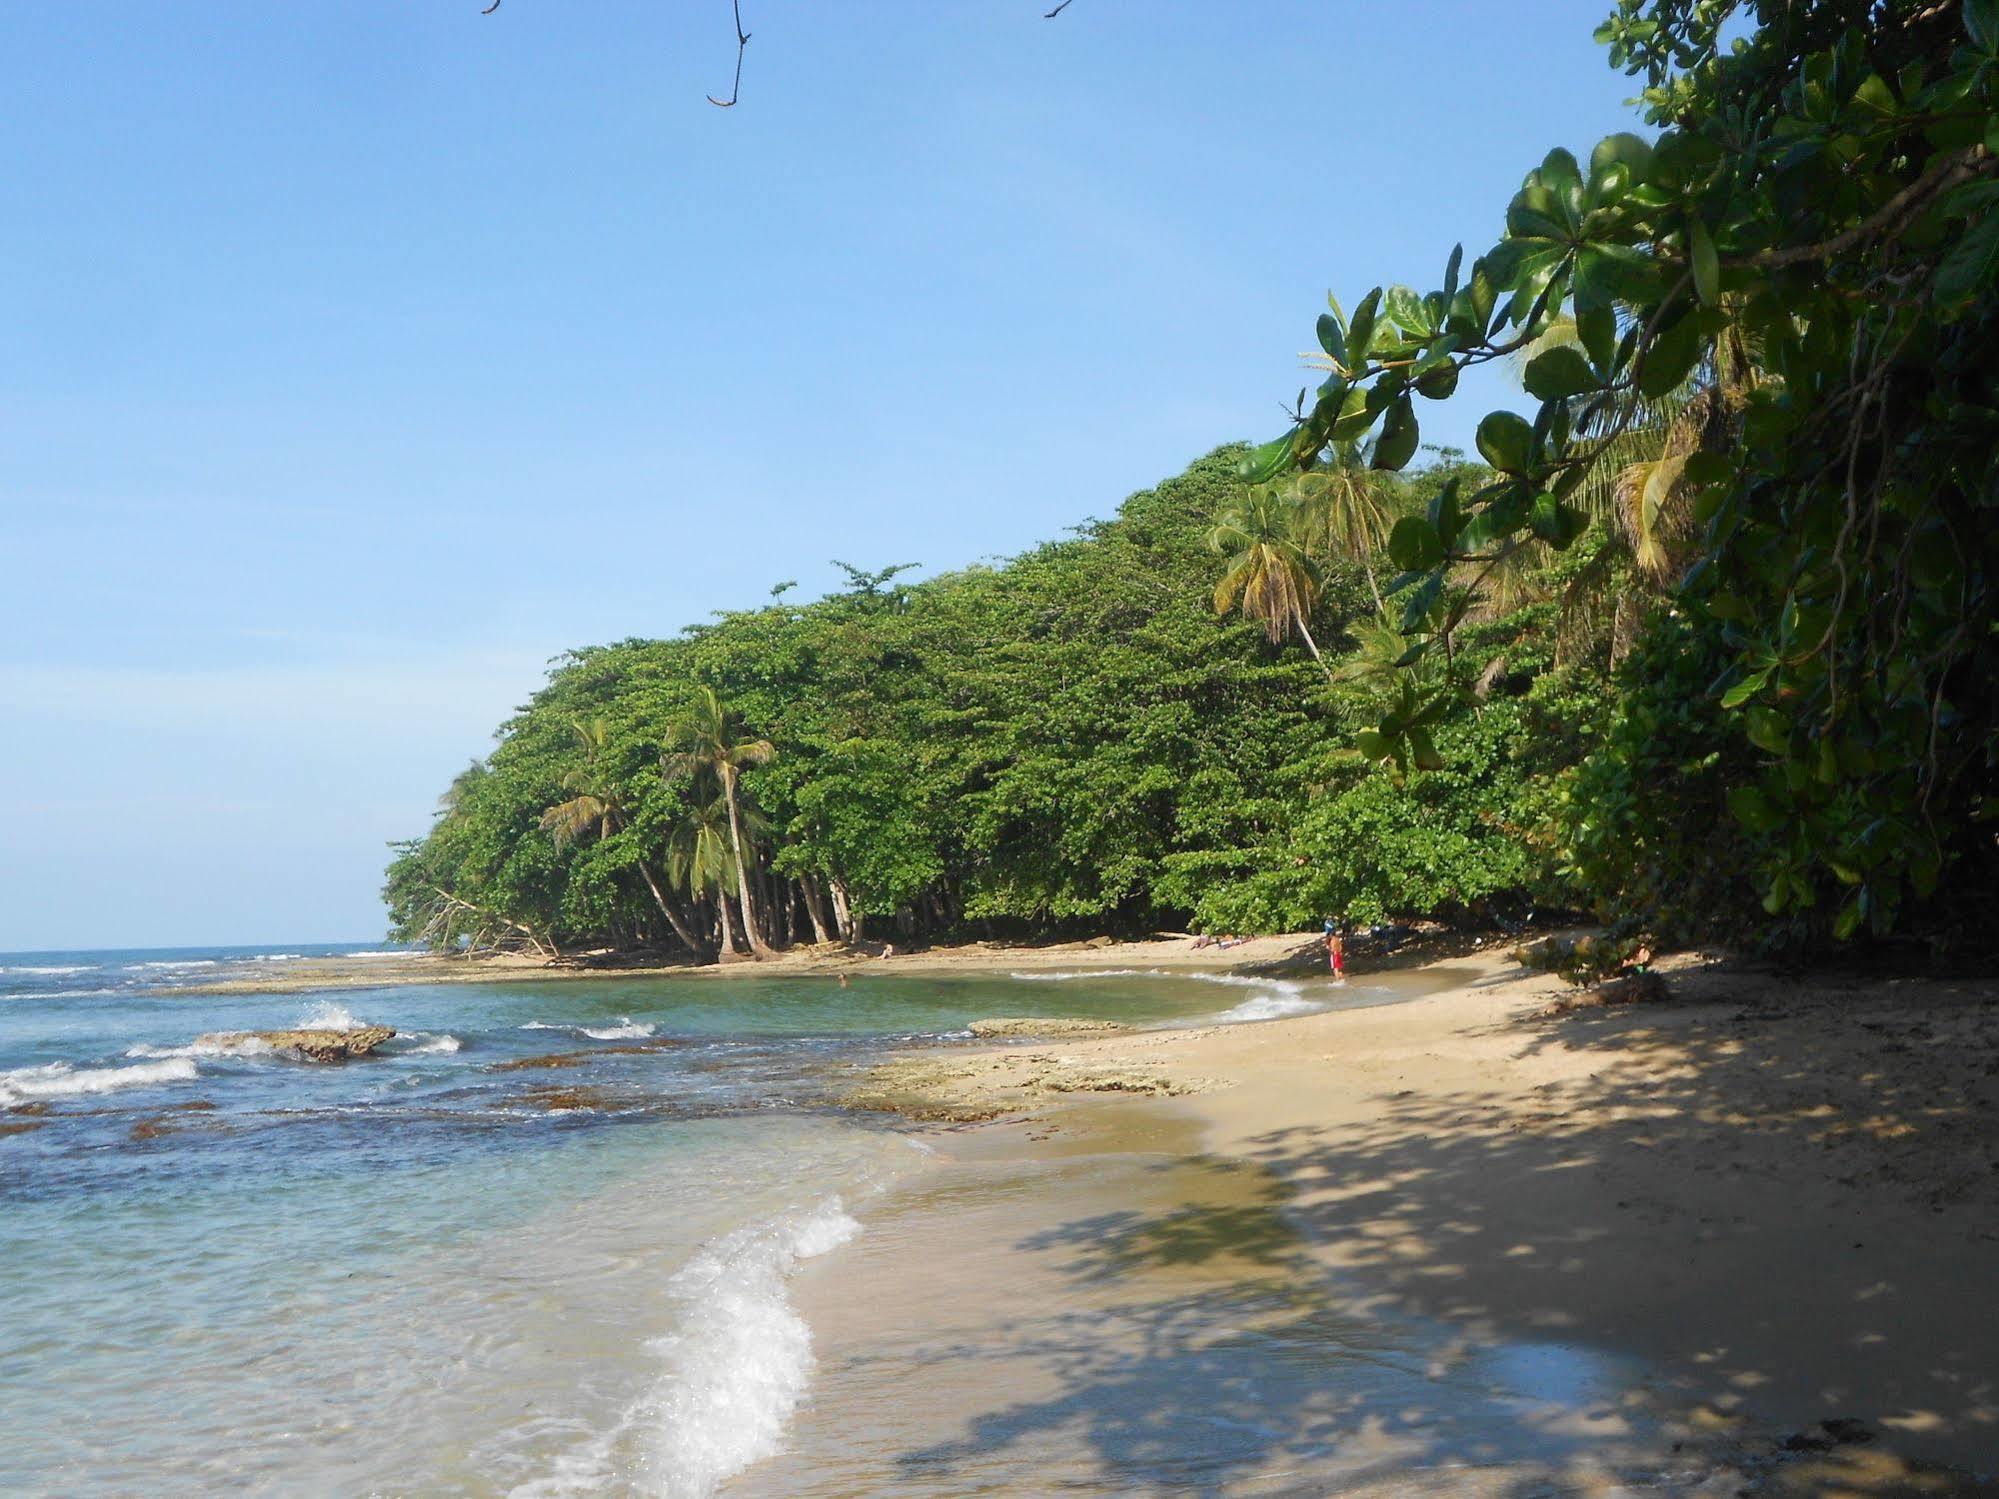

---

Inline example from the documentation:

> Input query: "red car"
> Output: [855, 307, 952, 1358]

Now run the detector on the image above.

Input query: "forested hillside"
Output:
[385, 448, 1613, 958]
[392, 0, 1999, 963]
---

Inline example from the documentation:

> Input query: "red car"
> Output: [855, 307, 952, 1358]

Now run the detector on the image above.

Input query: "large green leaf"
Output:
[1523, 346, 1598, 401]
[1935, 212, 1999, 306]
[1238, 433, 1297, 485]
[1475, 411, 1536, 472]
[1728, 785, 1786, 834]
[1388, 514, 1444, 572]
[1589, 130, 1655, 184]
[1688, 215, 1720, 305]
[1315, 312, 1347, 364]
[1638, 312, 1704, 397]
[1373, 395, 1420, 471]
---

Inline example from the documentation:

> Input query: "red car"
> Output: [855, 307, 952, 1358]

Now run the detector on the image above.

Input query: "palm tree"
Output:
[1208, 487, 1331, 677]
[666, 793, 744, 955]
[1287, 443, 1398, 613]
[1515, 309, 1764, 662]
[660, 687, 779, 958]
[540, 719, 708, 955]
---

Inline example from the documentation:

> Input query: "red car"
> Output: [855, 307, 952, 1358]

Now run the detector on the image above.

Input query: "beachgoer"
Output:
[1328, 923, 1346, 983]
[838, 973, 850, 988]
[880, 944, 895, 960]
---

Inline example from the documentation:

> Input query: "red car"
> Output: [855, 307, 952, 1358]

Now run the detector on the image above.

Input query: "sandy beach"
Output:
[792, 948, 1999, 1494]
[165, 931, 1367, 995]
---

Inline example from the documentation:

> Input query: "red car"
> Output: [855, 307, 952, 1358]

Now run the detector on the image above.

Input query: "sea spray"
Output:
[297, 999, 365, 1031]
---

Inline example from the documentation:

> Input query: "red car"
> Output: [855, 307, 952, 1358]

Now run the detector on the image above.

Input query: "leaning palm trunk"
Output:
[634, 858, 709, 956]
[799, 878, 833, 944]
[1294, 615, 1335, 681]
[722, 768, 777, 958]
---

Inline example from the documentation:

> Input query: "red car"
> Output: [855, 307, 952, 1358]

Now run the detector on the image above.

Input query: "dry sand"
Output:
[166, 931, 1338, 995]
[817, 949, 1999, 1494]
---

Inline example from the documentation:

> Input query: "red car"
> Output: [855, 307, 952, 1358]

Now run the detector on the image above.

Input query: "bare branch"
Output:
[708, 0, 750, 108]
[1045, 0, 1076, 15]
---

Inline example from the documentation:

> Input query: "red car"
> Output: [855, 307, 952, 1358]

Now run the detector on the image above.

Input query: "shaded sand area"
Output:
[779, 951, 1999, 1495]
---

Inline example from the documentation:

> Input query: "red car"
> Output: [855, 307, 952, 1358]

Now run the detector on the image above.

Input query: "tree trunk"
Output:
[829, 877, 863, 942]
[1294, 616, 1337, 682]
[721, 767, 778, 959]
[634, 858, 710, 957]
[1364, 558, 1386, 616]
[799, 878, 833, 944]
[715, 888, 743, 955]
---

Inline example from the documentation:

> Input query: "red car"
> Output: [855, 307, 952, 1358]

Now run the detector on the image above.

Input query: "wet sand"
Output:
[804, 950, 1999, 1494]
[165, 932, 1353, 996]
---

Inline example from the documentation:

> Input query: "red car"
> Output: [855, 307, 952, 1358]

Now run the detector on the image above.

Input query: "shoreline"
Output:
[160, 930, 1384, 996]
[802, 950, 1999, 1493]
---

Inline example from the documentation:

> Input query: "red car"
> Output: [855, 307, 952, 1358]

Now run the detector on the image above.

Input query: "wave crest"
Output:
[0, 1056, 198, 1104]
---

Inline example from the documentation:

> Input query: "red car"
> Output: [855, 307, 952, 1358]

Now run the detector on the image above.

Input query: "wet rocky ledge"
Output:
[198, 1026, 397, 1062]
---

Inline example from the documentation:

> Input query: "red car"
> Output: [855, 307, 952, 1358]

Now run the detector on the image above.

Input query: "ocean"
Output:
[0, 945, 1376, 1497]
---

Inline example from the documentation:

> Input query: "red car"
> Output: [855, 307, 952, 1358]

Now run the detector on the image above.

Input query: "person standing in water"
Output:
[1325, 920, 1347, 983]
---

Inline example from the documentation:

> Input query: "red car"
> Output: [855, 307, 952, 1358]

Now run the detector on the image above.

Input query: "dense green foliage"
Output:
[1249, 0, 1999, 947]
[395, 0, 1998, 959]
[387, 450, 1606, 956]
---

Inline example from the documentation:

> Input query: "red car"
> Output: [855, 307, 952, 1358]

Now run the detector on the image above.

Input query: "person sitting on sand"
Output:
[880, 943, 895, 960]
[1192, 933, 1217, 950]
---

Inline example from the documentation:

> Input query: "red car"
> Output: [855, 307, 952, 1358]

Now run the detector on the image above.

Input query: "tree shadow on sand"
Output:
[889, 970, 1999, 1494]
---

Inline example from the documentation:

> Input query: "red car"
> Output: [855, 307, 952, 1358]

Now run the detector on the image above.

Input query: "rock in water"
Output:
[196, 1026, 397, 1062]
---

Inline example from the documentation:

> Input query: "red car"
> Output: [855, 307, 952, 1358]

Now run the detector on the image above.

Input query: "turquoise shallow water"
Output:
[0, 946, 1382, 1496]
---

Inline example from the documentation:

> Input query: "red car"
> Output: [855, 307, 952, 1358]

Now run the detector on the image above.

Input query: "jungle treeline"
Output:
[387, 447, 1653, 960]
[389, 0, 1999, 962]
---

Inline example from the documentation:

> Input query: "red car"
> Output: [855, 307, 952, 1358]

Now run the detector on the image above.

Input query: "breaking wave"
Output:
[513, 1196, 862, 1498]
[0, 1057, 199, 1105]
[581, 1019, 655, 1041]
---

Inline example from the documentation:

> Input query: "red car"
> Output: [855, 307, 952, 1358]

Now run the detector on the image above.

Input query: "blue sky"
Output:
[0, 2, 1642, 949]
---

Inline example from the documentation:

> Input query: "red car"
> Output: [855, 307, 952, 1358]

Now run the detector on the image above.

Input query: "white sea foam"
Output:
[1006, 968, 1143, 982]
[0, 1056, 198, 1104]
[343, 949, 406, 958]
[127, 959, 220, 971]
[126, 1035, 275, 1061]
[513, 1196, 862, 1499]
[1209, 989, 1322, 1023]
[252, 953, 306, 962]
[1006, 966, 1324, 1023]
[580, 1019, 655, 1041]
[520, 1018, 655, 1041]
[405, 1033, 463, 1055]
[0, 964, 97, 976]
[1174, 972, 1325, 1022]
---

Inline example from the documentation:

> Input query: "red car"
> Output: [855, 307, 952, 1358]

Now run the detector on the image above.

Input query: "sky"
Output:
[0, 1, 1644, 950]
